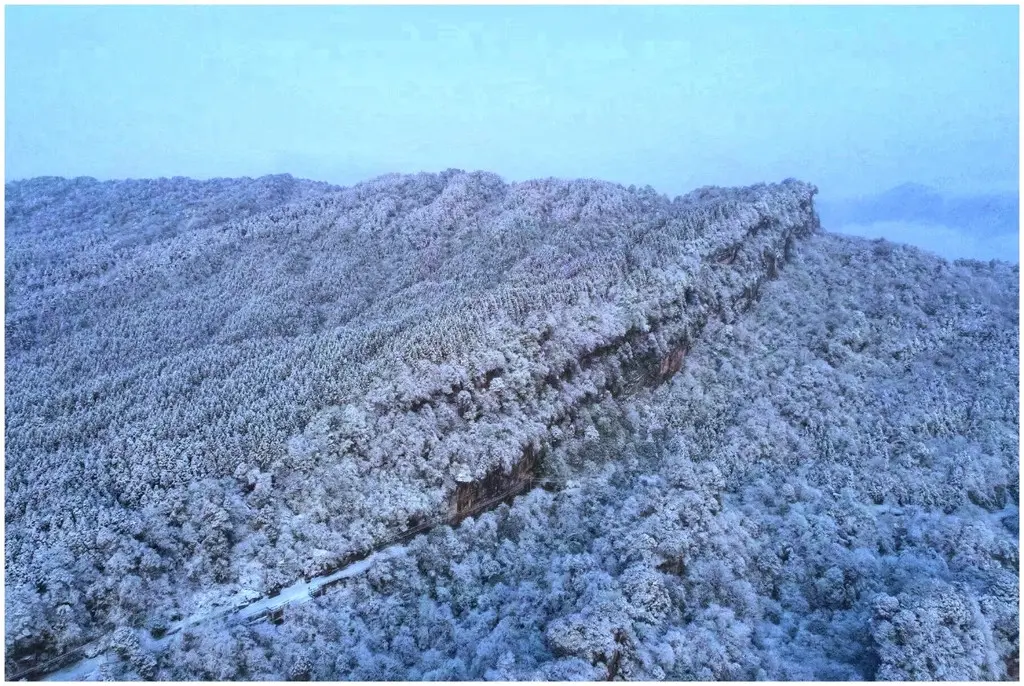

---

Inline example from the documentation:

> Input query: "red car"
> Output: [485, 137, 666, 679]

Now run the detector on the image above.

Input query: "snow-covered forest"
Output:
[4, 171, 1018, 680]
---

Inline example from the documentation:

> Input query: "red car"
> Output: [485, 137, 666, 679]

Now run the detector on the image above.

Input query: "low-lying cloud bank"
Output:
[817, 183, 1019, 263]
[830, 220, 1018, 263]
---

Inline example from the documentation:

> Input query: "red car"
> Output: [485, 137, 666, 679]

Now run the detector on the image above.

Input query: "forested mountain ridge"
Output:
[6, 171, 815, 670]
[151, 234, 1017, 682]
[5, 171, 1017, 680]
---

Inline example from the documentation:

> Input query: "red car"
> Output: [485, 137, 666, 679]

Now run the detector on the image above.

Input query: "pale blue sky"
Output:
[5, 5, 1019, 201]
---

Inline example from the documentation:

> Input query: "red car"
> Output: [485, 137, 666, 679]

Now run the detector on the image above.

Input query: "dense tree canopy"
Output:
[5, 171, 1016, 680]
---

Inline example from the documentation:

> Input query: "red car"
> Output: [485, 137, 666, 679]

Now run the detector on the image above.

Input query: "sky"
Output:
[5, 4, 1020, 259]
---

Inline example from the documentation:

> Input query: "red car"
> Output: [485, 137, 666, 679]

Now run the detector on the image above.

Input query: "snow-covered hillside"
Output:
[140, 232, 1017, 681]
[5, 171, 1017, 680]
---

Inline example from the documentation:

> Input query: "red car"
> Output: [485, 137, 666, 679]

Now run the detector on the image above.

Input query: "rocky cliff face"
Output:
[274, 176, 820, 576]
[444, 192, 816, 522]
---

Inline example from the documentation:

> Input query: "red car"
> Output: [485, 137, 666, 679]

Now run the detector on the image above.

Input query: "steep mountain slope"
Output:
[147, 232, 1018, 681]
[5, 171, 818, 673]
[5, 172, 1016, 680]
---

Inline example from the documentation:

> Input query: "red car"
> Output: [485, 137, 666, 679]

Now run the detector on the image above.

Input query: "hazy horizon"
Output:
[5, 4, 1019, 258]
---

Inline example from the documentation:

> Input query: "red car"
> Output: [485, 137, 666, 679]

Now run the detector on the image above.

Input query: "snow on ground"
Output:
[42, 655, 106, 682]
[35, 543, 399, 680]
[164, 586, 262, 635]
[237, 548, 390, 620]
